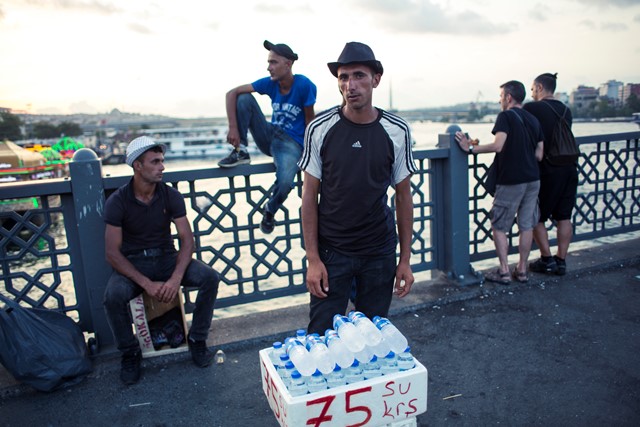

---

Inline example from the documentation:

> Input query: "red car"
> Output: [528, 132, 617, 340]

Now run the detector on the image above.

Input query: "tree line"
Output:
[0, 112, 83, 141]
[573, 93, 640, 119]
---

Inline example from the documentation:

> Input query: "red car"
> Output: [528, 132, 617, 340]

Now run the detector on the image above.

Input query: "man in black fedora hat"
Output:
[298, 41, 418, 334]
[220, 40, 317, 235]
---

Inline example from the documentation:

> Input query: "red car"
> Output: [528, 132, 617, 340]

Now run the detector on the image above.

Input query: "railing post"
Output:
[435, 126, 482, 285]
[68, 148, 113, 347]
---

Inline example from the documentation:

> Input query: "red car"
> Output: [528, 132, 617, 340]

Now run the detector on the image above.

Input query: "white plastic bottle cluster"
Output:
[268, 312, 416, 396]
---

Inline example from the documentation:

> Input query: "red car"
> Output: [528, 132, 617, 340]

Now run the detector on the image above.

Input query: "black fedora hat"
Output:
[327, 42, 384, 77]
[264, 40, 298, 61]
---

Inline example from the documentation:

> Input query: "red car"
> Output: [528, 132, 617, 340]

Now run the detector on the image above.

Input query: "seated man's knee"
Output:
[237, 93, 255, 109]
[104, 276, 136, 308]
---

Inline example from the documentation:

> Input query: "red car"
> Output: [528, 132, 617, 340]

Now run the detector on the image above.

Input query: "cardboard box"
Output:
[129, 292, 189, 358]
[259, 348, 428, 427]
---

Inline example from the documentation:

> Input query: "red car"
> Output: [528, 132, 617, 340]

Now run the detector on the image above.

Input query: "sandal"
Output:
[485, 269, 511, 284]
[512, 269, 529, 283]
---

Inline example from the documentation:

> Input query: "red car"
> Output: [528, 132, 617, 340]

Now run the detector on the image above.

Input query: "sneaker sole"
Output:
[218, 159, 251, 168]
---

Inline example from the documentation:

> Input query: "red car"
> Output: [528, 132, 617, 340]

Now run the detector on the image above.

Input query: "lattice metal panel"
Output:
[573, 138, 640, 240]
[396, 156, 435, 272]
[0, 195, 77, 316]
[173, 153, 436, 311]
[174, 172, 307, 310]
[468, 134, 640, 262]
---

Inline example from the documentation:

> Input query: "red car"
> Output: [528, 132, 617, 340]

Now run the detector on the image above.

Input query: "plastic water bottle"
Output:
[353, 342, 373, 364]
[362, 355, 383, 379]
[324, 329, 355, 369]
[325, 365, 347, 389]
[367, 334, 391, 358]
[277, 354, 291, 384]
[397, 346, 416, 371]
[373, 316, 409, 354]
[306, 334, 335, 375]
[296, 329, 307, 342]
[270, 341, 285, 366]
[348, 311, 384, 346]
[284, 337, 316, 376]
[307, 370, 328, 394]
[288, 370, 308, 397]
[333, 314, 366, 353]
[284, 361, 297, 386]
[380, 351, 399, 375]
[344, 360, 364, 384]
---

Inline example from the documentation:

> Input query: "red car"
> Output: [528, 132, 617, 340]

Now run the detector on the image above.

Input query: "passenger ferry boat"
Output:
[138, 126, 259, 159]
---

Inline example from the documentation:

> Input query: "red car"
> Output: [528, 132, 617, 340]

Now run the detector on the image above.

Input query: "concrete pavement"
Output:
[1, 237, 639, 426]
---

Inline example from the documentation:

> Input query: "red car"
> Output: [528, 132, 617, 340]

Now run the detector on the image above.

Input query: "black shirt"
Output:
[104, 178, 186, 255]
[491, 108, 543, 185]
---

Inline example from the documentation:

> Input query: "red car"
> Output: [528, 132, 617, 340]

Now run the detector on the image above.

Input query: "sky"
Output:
[1, 0, 640, 119]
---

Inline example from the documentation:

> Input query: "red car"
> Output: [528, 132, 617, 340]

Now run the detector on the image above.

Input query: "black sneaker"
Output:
[554, 256, 567, 276]
[218, 149, 250, 168]
[260, 210, 275, 234]
[188, 337, 214, 368]
[529, 256, 558, 274]
[120, 349, 142, 385]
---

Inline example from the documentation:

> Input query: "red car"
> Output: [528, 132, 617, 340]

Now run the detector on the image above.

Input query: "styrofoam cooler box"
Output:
[259, 348, 428, 427]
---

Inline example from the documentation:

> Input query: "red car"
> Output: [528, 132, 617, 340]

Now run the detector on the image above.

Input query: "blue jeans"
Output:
[103, 252, 219, 353]
[307, 245, 397, 335]
[236, 93, 302, 215]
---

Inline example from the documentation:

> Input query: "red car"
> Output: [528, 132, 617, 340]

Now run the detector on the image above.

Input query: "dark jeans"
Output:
[236, 93, 302, 215]
[103, 252, 219, 353]
[307, 245, 397, 335]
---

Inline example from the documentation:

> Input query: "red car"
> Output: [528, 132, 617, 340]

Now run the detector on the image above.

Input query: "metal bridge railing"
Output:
[1, 130, 638, 350]
[466, 131, 640, 261]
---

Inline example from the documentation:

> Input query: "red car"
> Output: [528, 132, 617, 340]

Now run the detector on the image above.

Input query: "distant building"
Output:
[599, 80, 624, 105]
[555, 92, 570, 104]
[620, 83, 640, 104]
[570, 85, 599, 109]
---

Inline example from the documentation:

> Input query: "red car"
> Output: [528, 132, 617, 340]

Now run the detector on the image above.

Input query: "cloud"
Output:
[575, 0, 640, 8]
[24, 0, 120, 15]
[529, 3, 552, 22]
[255, 2, 312, 14]
[579, 19, 597, 29]
[635, 14, 640, 21]
[127, 22, 152, 35]
[352, 0, 512, 35]
[601, 22, 628, 31]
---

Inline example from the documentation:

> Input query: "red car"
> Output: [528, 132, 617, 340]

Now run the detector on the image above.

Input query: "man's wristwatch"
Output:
[468, 144, 474, 154]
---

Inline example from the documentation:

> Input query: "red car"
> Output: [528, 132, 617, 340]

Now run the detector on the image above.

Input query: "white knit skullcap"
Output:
[125, 136, 166, 167]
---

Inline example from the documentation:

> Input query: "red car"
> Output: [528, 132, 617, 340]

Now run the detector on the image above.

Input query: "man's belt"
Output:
[126, 248, 167, 257]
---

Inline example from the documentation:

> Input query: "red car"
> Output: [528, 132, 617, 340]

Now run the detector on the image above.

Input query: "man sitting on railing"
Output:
[220, 40, 317, 234]
[103, 136, 220, 385]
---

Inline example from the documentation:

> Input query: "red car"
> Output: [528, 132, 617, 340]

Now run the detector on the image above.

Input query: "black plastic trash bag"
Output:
[0, 296, 93, 392]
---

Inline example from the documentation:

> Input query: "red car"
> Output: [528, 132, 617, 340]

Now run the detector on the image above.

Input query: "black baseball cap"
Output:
[264, 40, 298, 61]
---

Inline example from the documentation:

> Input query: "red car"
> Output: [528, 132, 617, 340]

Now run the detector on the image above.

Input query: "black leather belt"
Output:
[126, 248, 166, 257]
